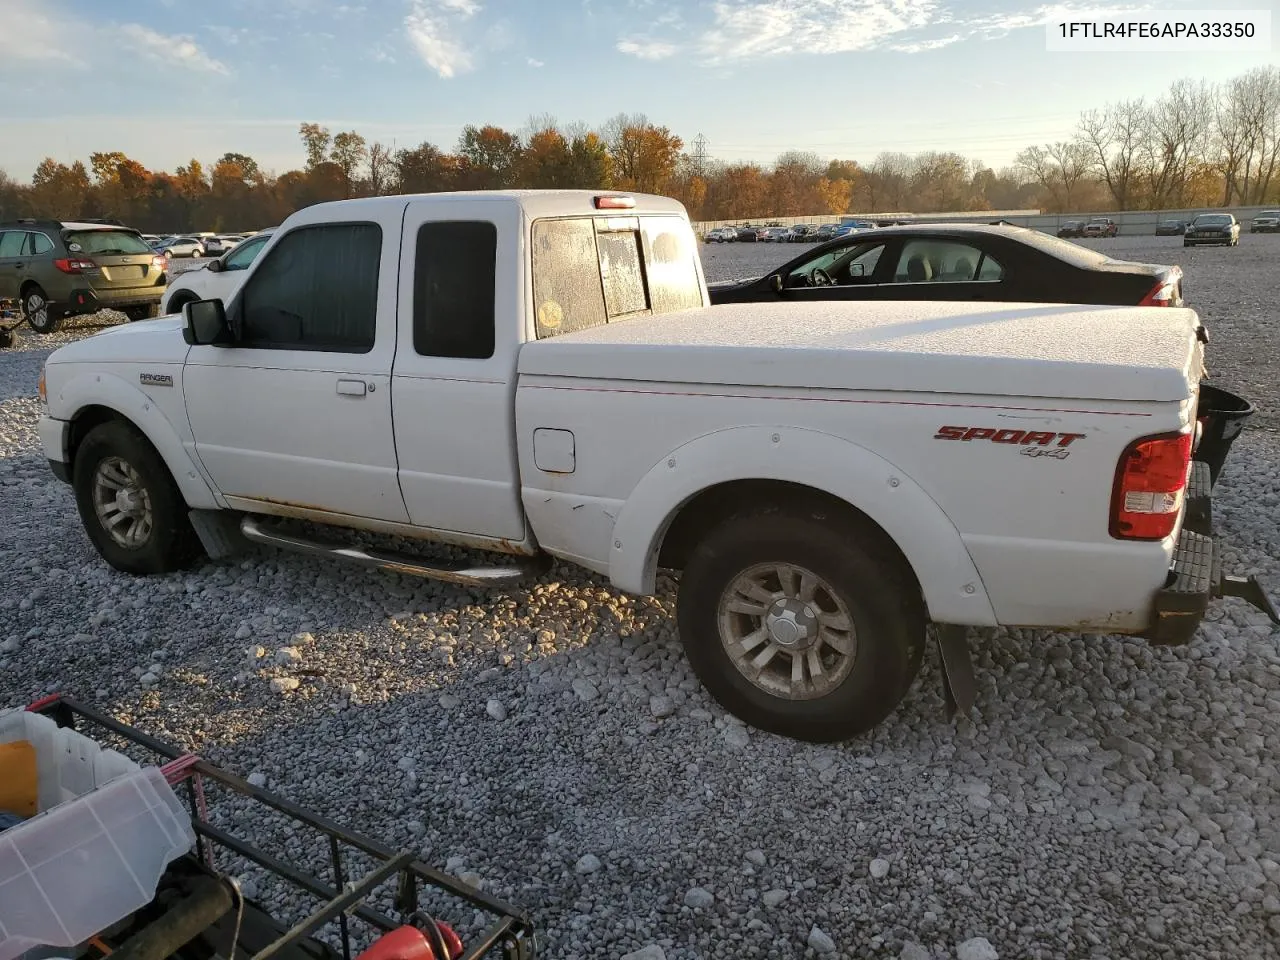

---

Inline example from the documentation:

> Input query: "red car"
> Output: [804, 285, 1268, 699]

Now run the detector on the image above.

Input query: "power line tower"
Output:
[691, 134, 709, 178]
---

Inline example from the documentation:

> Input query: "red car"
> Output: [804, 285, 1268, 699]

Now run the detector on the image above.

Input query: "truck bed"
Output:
[518, 300, 1204, 403]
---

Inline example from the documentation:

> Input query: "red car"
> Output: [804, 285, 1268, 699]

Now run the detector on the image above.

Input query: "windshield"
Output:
[64, 229, 153, 255]
[1259, 211, 1280, 218]
[1195, 215, 1231, 225]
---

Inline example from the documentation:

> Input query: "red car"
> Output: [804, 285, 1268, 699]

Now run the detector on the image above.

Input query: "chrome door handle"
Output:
[336, 379, 367, 397]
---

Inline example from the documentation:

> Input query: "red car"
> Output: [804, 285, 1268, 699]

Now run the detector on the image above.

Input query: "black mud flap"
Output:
[1216, 573, 1280, 625]
[935, 624, 977, 717]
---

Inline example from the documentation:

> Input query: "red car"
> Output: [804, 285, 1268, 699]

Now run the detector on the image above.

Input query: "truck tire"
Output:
[22, 285, 61, 335]
[72, 420, 201, 575]
[676, 509, 925, 742]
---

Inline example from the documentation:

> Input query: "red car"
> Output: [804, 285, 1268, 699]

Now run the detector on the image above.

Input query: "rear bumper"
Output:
[60, 285, 166, 316]
[1146, 462, 1278, 644]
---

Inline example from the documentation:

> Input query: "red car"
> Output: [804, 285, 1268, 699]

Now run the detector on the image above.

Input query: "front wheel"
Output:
[676, 508, 926, 742]
[22, 286, 60, 334]
[72, 420, 201, 574]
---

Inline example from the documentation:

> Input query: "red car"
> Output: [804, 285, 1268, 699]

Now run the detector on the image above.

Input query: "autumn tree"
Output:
[299, 123, 331, 169]
[30, 159, 91, 219]
[608, 121, 683, 193]
[457, 125, 522, 189]
[367, 142, 394, 196]
[395, 142, 458, 193]
[331, 131, 368, 199]
[521, 126, 574, 187]
[566, 133, 613, 188]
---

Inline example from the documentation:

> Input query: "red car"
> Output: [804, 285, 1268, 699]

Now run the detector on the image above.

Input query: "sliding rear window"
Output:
[531, 215, 701, 340]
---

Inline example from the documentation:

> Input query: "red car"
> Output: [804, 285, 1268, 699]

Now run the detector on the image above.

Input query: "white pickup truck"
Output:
[36, 190, 1275, 742]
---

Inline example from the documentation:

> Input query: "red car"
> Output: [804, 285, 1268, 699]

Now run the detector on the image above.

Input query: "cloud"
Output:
[890, 34, 961, 52]
[404, 0, 479, 78]
[527, 57, 545, 67]
[0, 0, 76, 62]
[117, 23, 230, 73]
[699, 0, 939, 61]
[617, 37, 679, 60]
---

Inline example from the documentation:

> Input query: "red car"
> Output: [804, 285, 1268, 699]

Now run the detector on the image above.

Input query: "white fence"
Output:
[694, 205, 1279, 237]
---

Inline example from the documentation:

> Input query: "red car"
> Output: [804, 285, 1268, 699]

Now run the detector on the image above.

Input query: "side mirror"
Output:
[769, 274, 784, 294]
[206, 259, 223, 274]
[848, 263, 865, 278]
[182, 298, 232, 346]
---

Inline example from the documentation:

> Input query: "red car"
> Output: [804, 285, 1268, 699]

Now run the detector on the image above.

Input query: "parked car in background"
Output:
[153, 236, 206, 258]
[1184, 213, 1240, 247]
[1155, 219, 1186, 236]
[708, 223, 1185, 309]
[763, 227, 790, 242]
[140, 234, 162, 245]
[1083, 217, 1119, 238]
[0, 219, 166, 332]
[202, 235, 246, 257]
[705, 227, 737, 243]
[1057, 220, 1086, 238]
[159, 230, 274, 314]
[810, 223, 839, 243]
[1248, 210, 1279, 233]
[784, 225, 812, 242]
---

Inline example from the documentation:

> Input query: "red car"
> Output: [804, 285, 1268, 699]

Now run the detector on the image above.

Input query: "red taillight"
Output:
[1139, 268, 1182, 307]
[594, 195, 635, 209]
[152, 255, 166, 270]
[1110, 431, 1193, 540]
[53, 257, 96, 274]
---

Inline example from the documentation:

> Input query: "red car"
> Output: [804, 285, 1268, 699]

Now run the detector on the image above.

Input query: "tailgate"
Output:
[63, 229, 163, 289]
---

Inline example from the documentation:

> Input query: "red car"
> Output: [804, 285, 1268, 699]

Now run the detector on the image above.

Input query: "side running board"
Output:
[239, 516, 550, 587]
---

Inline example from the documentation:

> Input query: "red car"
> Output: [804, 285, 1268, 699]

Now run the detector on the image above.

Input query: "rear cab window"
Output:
[531, 215, 702, 340]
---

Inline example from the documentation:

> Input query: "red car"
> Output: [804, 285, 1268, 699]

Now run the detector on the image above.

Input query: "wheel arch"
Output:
[608, 425, 997, 626]
[57, 374, 220, 510]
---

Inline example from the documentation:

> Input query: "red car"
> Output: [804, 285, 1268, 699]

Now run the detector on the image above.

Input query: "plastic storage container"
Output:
[0, 711, 196, 960]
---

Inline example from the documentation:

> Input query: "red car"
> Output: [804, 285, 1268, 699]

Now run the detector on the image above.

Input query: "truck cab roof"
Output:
[284, 190, 690, 227]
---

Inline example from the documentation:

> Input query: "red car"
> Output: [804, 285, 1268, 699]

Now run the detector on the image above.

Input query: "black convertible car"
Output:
[708, 223, 1185, 308]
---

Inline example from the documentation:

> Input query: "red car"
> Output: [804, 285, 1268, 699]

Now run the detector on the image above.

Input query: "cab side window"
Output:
[28, 233, 53, 255]
[413, 221, 497, 359]
[237, 223, 381, 353]
[0, 232, 24, 257]
[890, 240, 1003, 283]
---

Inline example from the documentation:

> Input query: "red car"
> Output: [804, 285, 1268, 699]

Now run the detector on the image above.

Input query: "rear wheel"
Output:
[72, 420, 201, 574]
[22, 285, 60, 334]
[166, 292, 197, 314]
[124, 304, 160, 321]
[676, 508, 925, 742]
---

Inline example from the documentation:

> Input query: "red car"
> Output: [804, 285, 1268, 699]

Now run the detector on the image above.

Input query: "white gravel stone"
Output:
[619, 947, 665, 960]
[575, 854, 602, 874]
[684, 886, 714, 909]
[246, 772, 267, 788]
[486, 698, 508, 721]
[723, 726, 750, 748]
[572, 677, 599, 701]
[899, 943, 930, 960]
[275, 646, 303, 665]
[957, 937, 999, 960]
[269, 677, 300, 694]
[761, 889, 788, 908]
[649, 694, 676, 718]
[745, 849, 767, 867]
[870, 857, 891, 879]
[437, 693, 461, 709]
[807, 925, 836, 954]
[236, 877, 259, 900]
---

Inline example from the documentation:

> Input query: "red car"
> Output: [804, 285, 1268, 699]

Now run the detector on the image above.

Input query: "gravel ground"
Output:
[2, 237, 1280, 959]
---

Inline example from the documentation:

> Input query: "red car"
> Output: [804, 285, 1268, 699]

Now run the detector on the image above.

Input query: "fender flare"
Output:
[607, 425, 997, 627]
[56, 371, 220, 510]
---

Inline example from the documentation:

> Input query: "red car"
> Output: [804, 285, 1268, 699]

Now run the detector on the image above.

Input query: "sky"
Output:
[0, 0, 1275, 181]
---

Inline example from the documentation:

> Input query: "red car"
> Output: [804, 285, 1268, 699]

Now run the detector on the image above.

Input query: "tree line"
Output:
[0, 67, 1275, 232]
